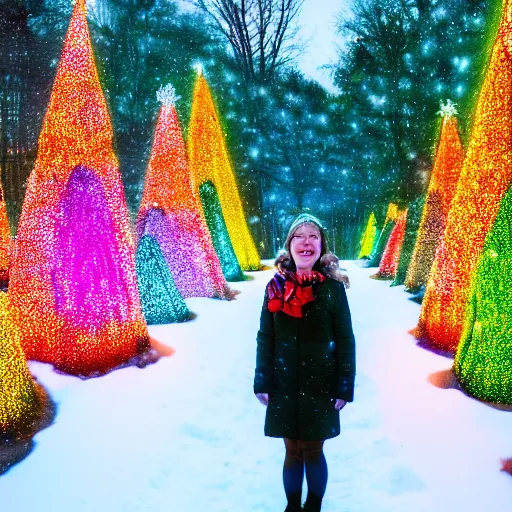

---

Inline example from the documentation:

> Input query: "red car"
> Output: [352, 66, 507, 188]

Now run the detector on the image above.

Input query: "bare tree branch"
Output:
[189, 0, 305, 82]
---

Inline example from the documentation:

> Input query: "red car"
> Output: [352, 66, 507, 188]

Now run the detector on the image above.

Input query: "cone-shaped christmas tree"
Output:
[0, 183, 11, 289]
[371, 209, 408, 279]
[366, 203, 399, 267]
[200, 181, 245, 281]
[406, 103, 464, 292]
[358, 212, 377, 259]
[453, 183, 512, 403]
[187, 71, 259, 272]
[136, 235, 191, 325]
[391, 196, 425, 287]
[137, 84, 232, 299]
[0, 293, 49, 437]
[8, 0, 149, 376]
[415, 1, 512, 351]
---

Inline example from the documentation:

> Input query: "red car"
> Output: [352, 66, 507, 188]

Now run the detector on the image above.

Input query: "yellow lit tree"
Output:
[405, 102, 464, 292]
[358, 212, 377, 259]
[0, 293, 50, 437]
[187, 71, 260, 271]
[415, 0, 512, 351]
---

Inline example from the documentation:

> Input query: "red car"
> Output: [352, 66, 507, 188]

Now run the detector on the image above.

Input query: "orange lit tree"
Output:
[137, 84, 232, 299]
[187, 71, 260, 273]
[371, 209, 408, 279]
[415, 0, 512, 351]
[405, 101, 464, 292]
[8, 0, 149, 376]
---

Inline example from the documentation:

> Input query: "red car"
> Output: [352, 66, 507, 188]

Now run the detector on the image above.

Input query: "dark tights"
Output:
[283, 438, 328, 505]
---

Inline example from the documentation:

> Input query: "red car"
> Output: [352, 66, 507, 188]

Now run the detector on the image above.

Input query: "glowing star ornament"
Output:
[187, 72, 260, 272]
[136, 236, 191, 325]
[371, 209, 408, 279]
[453, 184, 512, 403]
[8, 0, 150, 376]
[0, 184, 11, 289]
[366, 203, 399, 267]
[358, 212, 377, 259]
[137, 84, 232, 299]
[406, 106, 464, 292]
[416, 0, 512, 351]
[391, 196, 425, 287]
[0, 293, 50, 437]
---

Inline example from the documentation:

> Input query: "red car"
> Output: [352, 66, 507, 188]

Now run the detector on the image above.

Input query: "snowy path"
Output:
[1, 262, 512, 511]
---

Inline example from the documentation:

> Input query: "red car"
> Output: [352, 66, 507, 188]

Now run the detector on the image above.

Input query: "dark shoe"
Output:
[285, 492, 302, 512]
[302, 492, 322, 512]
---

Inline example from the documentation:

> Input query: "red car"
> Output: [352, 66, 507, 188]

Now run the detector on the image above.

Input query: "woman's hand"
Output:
[256, 393, 269, 406]
[335, 398, 347, 411]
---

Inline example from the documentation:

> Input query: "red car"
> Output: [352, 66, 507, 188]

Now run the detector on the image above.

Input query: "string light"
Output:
[0, 184, 11, 288]
[416, 0, 512, 351]
[0, 293, 49, 436]
[391, 196, 425, 287]
[454, 183, 512, 403]
[187, 73, 260, 273]
[8, 0, 149, 376]
[135, 235, 191, 325]
[372, 209, 408, 279]
[367, 203, 399, 267]
[137, 84, 233, 299]
[358, 212, 377, 259]
[406, 109, 464, 292]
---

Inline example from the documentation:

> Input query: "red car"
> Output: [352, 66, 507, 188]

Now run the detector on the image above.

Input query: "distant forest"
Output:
[0, 0, 499, 258]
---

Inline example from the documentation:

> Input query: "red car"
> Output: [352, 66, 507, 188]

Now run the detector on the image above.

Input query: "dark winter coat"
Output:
[254, 276, 356, 441]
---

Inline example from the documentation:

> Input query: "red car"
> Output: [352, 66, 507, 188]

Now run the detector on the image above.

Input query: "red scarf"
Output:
[267, 270, 326, 318]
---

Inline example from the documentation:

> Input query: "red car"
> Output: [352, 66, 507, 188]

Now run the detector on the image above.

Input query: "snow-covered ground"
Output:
[1, 261, 511, 511]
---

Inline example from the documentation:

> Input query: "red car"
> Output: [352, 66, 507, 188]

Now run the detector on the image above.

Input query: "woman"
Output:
[254, 213, 356, 512]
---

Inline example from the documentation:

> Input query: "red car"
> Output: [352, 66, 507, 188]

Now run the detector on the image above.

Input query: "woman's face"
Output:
[289, 223, 322, 273]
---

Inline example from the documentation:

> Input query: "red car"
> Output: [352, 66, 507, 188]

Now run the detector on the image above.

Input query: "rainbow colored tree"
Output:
[358, 212, 377, 259]
[391, 196, 425, 287]
[0, 293, 51, 438]
[415, 0, 512, 351]
[366, 203, 399, 267]
[8, 0, 149, 376]
[187, 71, 260, 273]
[453, 183, 512, 403]
[406, 102, 464, 292]
[371, 209, 408, 279]
[137, 84, 232, 299]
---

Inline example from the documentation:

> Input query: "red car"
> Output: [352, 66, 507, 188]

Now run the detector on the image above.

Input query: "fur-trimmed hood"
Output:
[274, 251, 350, 288]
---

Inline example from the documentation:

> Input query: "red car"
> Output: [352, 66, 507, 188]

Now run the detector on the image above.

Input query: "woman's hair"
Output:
[275, 213, 350, 287]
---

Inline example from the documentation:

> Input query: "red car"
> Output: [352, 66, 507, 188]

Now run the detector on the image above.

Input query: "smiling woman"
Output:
[254, 213, 356, 512]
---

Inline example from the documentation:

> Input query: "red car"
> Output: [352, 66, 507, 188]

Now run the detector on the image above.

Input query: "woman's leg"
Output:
[283, 438, 305, 510]
[302, 441, 327, 511]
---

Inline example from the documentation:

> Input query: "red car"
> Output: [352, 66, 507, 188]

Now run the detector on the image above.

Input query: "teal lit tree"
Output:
[136, 235, 191, 325]
[366, 219, 396, 268]
[199, 181, 245, 282]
